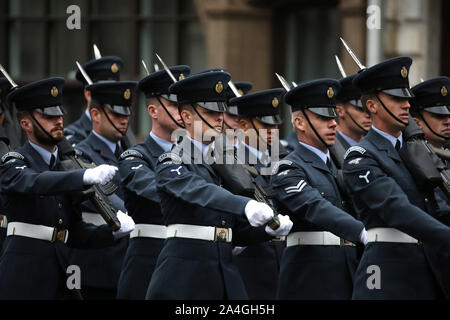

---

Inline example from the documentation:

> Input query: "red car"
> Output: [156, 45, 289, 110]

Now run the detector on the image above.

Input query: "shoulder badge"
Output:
[119, 149, 144, 161]
[271, 159, 293, 175]
[1, 151, 24, 164]
[158, 152, 182, 164]
[344, 146, 366, 160]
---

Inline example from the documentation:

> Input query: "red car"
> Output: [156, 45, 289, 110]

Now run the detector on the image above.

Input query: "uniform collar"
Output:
[150, 131, 173, 153]
[338, 131, 358, 147]
[371, 125, 403, 149]
[298, 140, 330, 165]
[92, 130, 121, 154]
[28, 140, 58, 166]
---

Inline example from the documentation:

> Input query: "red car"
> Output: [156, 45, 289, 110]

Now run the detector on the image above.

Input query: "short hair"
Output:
[16, 110, 29, 121]
[360, 93, 377, 115]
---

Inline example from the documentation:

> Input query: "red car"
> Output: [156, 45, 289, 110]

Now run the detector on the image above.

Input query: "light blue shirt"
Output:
[85, 109, 92, 121]
[299, 141, 330, 165]
[28, 141, 58, 166]
[150, 132, 173, 153]
[186, 135, 211, 158]
[371, 125, 403, 149]
[338, 131, 358, 147]
[92, 130, 121, 154]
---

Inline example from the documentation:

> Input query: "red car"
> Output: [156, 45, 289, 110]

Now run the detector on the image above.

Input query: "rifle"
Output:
[399, 115, 450, 199]
[210, 135, 280, 230]
[57, 138, 122, 231]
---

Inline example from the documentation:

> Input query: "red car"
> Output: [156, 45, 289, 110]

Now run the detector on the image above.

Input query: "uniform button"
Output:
[424, 198, 428, 203]
[58, 219, 63, 225]
[321, 192, 325, 196]
[58, 203, 63, 209]
[221, 220, 226, 226]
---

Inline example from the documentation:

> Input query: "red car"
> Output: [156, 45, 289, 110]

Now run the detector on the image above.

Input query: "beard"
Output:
[33, 123, 64, 146]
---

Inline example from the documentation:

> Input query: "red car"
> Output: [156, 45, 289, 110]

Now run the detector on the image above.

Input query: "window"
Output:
[2, 0, 206, 139]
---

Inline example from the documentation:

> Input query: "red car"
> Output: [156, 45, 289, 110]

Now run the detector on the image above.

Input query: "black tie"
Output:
[326, 157, 332, 171]
[395, 139, 401, 152]
[49, 154, 56, 169]
[114, 143, 122, 159]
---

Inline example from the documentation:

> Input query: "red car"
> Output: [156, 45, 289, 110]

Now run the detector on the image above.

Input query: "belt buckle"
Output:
[340, 238, 355, 246]
[214, 227, 229, 242]
[52, 228, 67, 243]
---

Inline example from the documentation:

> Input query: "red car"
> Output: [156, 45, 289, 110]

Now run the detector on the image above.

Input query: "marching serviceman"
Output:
[270, 78, 367, 299]
[0, 77, 134, 299]
[117, 65, 190, 299]
[343, 56, 450, 299]
[146, 70, 293, 299]
[229, 88, 286, 299]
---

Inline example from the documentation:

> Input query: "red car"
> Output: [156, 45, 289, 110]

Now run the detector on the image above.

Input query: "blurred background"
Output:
[0, 0, 447, 140]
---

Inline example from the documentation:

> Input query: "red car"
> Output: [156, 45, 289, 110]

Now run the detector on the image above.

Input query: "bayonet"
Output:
[228, 80, 241, 97]
[141, 60, 150, 76]
[155, 53, 177, 83]
[0, 64, 18, 88]
[334, 55, 347, 78]
[275, 73, 291, 91]
[93, 44, 102, 60]
[340, 37, 366, 70]
[76, 61, 93, 85]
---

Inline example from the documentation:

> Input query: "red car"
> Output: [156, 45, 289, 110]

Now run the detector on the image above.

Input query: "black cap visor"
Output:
[381, 88, 414, 98]
[307, 106, 338, 118]
[348, 99, 363, 109]
[34, 106, 64, 116]
[423, 105, 450, 116]
[161, 94, 178, 103]
[196, 101, 227, 112]
[256, 114, 283, 125]
[226, 105, 239, 116]
[104, 104, 131, 116]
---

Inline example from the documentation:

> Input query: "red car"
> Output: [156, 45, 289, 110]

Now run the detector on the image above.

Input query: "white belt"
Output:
[82, 212, 107, 226]
[7, 222, 69, 244]
[167, 224, 232, 243]
[287, 231, 353, 247]
[130, 224, 167, 239]
[367, 228, 419, 244]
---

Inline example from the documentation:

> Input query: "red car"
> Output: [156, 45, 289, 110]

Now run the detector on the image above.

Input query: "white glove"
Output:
[83, 164, 118, 185]
[360, 228, 368, 245]
[112, 210, 135, 240]
[265, 214, 293, 237]
[244, 200, 274, 227]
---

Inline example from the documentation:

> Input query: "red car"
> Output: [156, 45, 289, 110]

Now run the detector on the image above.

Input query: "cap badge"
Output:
[178, 73, 185, 81]
[401, 66, 408, 79]
[442, 85, 448, 97]
[111, 63, 119, 74]
[238, 89, 244, 96]
[124, 89, 131, 100]
[327, 87, 334, 99]
[272, 97, 279, 108]
[215, 81, 223, 94]
[50, 86, 59, 97]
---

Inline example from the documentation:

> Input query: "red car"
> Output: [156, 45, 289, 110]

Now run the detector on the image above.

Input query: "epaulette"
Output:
[119, 149, 144, 160]
[158, 152, 182, 164]
[344, 146, 367, 160]
[271, 159, 293, 175]
[1, 151, 25, 164]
